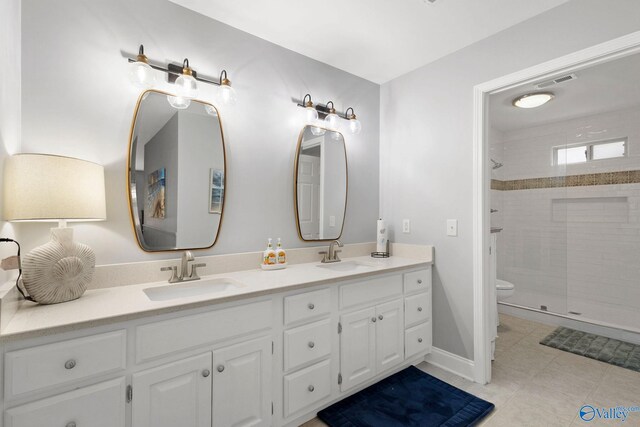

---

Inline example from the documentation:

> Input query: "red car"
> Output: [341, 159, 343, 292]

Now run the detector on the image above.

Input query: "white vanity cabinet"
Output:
[339, 299, 404, 392]
[132, 353, 212, 427]
[212, 336, 272, 427]
[1, 263, 432, 427]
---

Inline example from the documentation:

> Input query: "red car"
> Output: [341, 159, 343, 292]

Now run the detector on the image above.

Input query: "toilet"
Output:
[496, 279, 515, 301]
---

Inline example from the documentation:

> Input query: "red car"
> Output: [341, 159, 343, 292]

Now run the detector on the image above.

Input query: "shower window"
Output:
[554, 138, 627, 165]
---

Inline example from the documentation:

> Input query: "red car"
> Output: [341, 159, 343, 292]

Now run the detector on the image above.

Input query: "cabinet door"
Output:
[340, 307, 376, 391]
[375, 299, 404, 373]
[212, 336, 272, 427]
[132, 353, 212, 427]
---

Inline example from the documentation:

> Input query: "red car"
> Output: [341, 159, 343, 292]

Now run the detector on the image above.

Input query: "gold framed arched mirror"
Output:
[127, 89, 226, 252]
[294, 125, 348, 241]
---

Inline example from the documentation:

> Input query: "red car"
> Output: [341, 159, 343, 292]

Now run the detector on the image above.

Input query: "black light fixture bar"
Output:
[125, 46, 225, 86]
[295, 98, 350, 120]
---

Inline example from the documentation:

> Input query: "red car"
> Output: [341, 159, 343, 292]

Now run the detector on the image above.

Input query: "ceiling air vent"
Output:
[535, 73, 577, 89]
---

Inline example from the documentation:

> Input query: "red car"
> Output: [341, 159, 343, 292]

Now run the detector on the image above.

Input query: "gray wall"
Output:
[0, 0, 21, 283]
[19, 0, 380, 264]
[380, 0, 640, 359]
[144, 113, 179, 246]
[176, 110, 223, 248]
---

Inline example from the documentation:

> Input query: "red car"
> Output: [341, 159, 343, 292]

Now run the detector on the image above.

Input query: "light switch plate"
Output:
[447, 219, 458, 236]
[402, 219, 411, 233]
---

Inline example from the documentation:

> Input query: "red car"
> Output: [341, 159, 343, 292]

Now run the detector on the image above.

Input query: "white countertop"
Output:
[0, 255, 431, 341]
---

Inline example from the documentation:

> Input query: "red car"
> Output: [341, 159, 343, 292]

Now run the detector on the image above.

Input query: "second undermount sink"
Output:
[316, 260, 377, 273]
[144, 277, 243, 301]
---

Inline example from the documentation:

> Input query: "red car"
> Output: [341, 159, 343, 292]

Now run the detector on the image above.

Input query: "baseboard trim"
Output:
[424, 347, 475, 382]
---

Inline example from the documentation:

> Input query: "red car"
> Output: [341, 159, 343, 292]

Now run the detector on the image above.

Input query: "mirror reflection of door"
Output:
[295, 126, 347, 241]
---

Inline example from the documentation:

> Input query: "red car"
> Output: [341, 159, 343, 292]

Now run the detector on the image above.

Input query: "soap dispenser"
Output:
[276, 238, 287, 265]
[263, 238, 276, 266]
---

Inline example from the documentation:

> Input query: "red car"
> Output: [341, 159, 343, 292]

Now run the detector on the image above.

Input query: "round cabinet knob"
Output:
[308, 385, 315, 392]
[308, 303, 315, 310]
[217, 365, 225, 373]
[417, 307, 423, 312]
[202, 369, 210, 378]
[64, 359, 76, 370]
[417, 279, 423, 284]
[371, 317, 377, 323]
[308, 341, 315, 349]
[418, 338, 423, 343]
[66, 422, 77, 427]
[378, 315, 384, 321]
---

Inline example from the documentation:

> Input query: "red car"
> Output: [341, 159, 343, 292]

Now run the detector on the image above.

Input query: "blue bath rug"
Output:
[317, 365, 494, 427]
[540, 327, 640, 372]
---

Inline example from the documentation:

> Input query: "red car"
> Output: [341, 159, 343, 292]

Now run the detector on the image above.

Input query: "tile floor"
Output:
[301, 314, 640, 427]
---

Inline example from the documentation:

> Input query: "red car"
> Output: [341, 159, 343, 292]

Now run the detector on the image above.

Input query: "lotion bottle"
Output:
[276, 238, 287, 264]
[263, 238, 276, 265]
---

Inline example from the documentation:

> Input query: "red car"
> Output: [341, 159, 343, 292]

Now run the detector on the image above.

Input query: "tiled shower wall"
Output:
[491, 107, 640, 330]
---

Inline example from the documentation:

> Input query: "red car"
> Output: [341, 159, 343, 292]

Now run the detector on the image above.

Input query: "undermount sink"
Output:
[316, 260, 377, 273]
[144, 278, 243, 301]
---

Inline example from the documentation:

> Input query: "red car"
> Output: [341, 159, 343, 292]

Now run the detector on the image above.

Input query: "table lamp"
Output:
[3, 154, 106, 304]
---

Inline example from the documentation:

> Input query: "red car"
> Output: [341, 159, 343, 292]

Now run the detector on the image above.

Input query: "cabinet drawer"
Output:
[403, 268, 431, 294]
[404, 292, 431, 328]
[284, 319, 331, 371]
[284, 288, 331, 325]
[136, 300, 271, 363]
[5, 330, 126, 398]
[405, 322, 432, 359]
[340, 275, 402, 309]
[284, 359, 331, 417]
[4, 377, 126, 427]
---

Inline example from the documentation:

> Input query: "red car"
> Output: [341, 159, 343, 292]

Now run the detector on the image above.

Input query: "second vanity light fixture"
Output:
[127, 44, 237, 109]
[297, 94, 362, 135]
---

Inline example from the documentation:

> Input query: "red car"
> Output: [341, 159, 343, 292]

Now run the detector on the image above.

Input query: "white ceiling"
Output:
[489, 52, 640, 132]
[169, 0, 569, 84]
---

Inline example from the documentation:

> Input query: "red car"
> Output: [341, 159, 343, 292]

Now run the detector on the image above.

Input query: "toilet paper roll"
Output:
[377, 219, 388, 253]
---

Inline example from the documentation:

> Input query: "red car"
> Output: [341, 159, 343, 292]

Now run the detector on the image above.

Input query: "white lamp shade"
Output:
[3, 154, 107, 222]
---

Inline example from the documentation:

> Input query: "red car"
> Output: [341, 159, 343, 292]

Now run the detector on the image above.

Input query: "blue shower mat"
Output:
[317, 365, 494, 427]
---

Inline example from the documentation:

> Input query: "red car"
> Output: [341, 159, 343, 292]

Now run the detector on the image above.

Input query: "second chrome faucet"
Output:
[161, 251, 207, 283]
[319, 240, 343, 263]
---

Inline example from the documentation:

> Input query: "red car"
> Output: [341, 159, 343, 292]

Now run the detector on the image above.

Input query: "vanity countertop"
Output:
[0, 254, 432, 341]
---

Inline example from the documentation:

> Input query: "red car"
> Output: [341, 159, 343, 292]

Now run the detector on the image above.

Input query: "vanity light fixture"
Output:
[512, 92, 554, 109]
[301, 94, 319, 124]
[174, 59, 199, 99]
[125, 45, 237, 106]
[216, 70, 237, 106]
[128, 45, 156, 89]
[345, 107, 361, 134]
[295, 96, 362, 134]
[324, 101, 340, 131]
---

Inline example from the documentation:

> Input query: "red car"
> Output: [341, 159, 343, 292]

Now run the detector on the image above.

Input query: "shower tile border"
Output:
[491, 170, 640, 191]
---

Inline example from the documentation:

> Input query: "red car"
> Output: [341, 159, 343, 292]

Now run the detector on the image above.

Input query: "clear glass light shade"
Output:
[167, 95, 191, 110]
[349, 118, 362, 134]
[310, 125, 326, 136]
[175, 73, 199, 99]
[303, 106, 318, 124]
[216, 84, 237, 106]
[129, 61, 156, 89]
[324, 113, 340, 131]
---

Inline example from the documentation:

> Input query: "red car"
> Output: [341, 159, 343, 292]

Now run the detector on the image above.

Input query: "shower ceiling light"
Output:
[512, 92, 554, 109]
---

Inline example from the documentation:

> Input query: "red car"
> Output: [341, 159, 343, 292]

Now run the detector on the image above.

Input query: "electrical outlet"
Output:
[447, 219, 458, 237]
[402, 219, 411, 233]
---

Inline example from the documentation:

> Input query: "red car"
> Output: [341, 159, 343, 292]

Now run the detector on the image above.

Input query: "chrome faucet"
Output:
[161, 251, 207, 283]
[319, 240, 343, 263]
